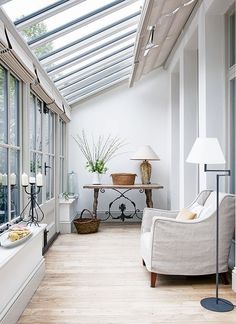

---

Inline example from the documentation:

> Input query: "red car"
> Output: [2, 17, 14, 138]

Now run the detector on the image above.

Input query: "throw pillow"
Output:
[176, 208, 197, 220]
[190, 202, 204, 218]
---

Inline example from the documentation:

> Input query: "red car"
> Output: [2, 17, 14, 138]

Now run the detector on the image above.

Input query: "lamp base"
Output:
[200, 297, 234, 312]
[140, 160, 151, 184]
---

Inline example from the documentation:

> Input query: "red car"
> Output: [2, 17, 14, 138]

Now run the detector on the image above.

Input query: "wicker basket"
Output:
[111, 173, 136, 185]
[73, 209, 100, 234]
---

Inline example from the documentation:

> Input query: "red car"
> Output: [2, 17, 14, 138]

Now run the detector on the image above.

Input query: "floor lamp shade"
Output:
[186, 137, 233, 312]
[186, 138, 225, 164]
[130, 145, 160, 184]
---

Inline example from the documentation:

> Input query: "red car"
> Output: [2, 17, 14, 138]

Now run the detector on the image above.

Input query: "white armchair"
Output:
[140, 190, 235, 287]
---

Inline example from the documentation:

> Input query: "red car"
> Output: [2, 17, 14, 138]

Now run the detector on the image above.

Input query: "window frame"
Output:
[59, 118, 66, 194]
[226, 7, 236, 194]
[0, 62, 22, 227]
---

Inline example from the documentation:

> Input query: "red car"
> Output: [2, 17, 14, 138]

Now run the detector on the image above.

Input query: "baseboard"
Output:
[0, 260, 45, 324]
[43, 231, 59, 255]
[232, 268, 236, 293]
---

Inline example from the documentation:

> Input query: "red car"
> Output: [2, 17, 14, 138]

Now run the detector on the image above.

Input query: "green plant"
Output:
[62, 192, 70, 200]
[73, 130, 125, 174]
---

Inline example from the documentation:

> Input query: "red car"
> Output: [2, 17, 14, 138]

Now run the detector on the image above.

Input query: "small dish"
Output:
[0, 230, 32, 248]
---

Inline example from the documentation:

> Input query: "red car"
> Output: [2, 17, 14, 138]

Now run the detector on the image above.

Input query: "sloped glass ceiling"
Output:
[2, 0, 144, 105]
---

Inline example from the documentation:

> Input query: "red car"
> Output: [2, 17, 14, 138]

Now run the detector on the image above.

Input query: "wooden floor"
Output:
[18, 224, 236, 324]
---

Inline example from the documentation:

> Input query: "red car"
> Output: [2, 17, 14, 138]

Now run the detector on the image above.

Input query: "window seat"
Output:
[0, 224, 46, 324]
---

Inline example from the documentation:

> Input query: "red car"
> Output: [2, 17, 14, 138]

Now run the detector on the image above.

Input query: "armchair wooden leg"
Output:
[151, 272, 157, 288]
[142, 259, 146, 266]
[220, 272, 229, 285]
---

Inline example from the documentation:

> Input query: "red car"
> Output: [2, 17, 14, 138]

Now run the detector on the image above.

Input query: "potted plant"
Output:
[73, 130, 125, 184]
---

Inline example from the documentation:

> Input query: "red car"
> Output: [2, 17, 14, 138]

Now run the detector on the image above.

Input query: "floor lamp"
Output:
[186, 137, 234, 312]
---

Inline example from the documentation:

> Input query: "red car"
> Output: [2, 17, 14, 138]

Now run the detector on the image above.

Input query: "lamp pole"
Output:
[200, 165, 233, 312]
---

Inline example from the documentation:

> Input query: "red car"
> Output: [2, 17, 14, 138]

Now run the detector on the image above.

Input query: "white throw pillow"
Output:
[198, 205, 214, 219]
[190, 202, 204, 218]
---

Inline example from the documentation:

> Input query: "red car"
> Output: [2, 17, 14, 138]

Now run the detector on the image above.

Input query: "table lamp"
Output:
[186, 137, 233, 312]
[130, 145, 160, 184]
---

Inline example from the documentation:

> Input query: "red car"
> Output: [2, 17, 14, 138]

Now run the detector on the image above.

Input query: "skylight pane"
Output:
[62, 58, 133, 97]
[43, 24, 137, 69]
[2, 0, 57, 21]
[67, 70, 130, 103]
[46, 30, 136, 76]
[28, 1, 141, 56]
[56, 52, 133, 89]
[51, 38, 134, 81]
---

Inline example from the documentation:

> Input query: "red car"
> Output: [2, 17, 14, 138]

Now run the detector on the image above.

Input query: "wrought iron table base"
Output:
[87, 185, 163, 222]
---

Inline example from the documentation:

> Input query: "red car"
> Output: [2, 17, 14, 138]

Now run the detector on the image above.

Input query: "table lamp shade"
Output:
[186, 138, 225, 164]
[130, 145, 160, 161]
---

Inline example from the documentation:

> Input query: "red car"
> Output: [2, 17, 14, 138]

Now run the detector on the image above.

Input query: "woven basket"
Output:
[111, 173, 136, 185]
[73, 209, 100, 234]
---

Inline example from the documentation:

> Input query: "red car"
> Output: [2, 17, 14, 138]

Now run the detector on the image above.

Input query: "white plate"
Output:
[0, 231, 32, 248]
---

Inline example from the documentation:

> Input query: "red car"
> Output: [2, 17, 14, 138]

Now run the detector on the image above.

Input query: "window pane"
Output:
[0, 147, 8, 225]
[36, 98, 42, 151]
[29, 94, 36, 150]
[230, 78, 236, 194]
[36, 153, 43, 204]
[30, 152, 43, 204]
[46, 155, 50, 200]
[9, 75, 19, 146]
[50, 156, 54, 198]
[60, 158, 64, 194]
[45, 113, 50, 154]
[50, 112, 55, 154]
[230, 12, 235, 67]
[10, 149, 20, 220]
[0, 66, 7, 144]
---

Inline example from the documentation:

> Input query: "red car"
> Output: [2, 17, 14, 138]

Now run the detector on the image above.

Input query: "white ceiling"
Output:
[130, 0, 199, 86]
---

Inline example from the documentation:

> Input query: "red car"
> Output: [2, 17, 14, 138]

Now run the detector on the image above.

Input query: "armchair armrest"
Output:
[149, 216, 215, 274]
[141, 208, 179, 233]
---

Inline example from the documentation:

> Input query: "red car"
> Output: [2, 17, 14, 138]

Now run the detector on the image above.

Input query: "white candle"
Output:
[2, 173, 7, 186]
[10, 173, 16, 186]
[36, 172, 43, 187]
[21, 173, 29, 186]
[0, 173, 2, 185]
[29, 176, 36, 184]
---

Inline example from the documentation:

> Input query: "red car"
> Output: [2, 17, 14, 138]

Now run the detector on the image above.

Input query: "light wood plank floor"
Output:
[18, 224, 236, 324]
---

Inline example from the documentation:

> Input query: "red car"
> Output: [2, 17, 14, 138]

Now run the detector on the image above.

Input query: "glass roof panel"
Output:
[56, 52, 133, 89]
[46, 29, 136, 75]
[2, 0, 143, 105]
[43, 24, 137, 69]
[29, 1, 141, 55]
[2, 0, 58, 20]
[67, 71, 130, 104]
[51, 38, 134, 81]
[62, 58, 133, 97]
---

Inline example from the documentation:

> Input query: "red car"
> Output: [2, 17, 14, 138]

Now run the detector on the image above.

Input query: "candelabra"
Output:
[20, 173, 44, 226]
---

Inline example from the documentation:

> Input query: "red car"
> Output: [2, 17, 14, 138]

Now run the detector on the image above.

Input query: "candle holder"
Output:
[20, 183, 44, 226]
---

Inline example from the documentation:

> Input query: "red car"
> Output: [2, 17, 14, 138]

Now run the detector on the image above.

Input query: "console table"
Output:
[83, 184, 163, 221]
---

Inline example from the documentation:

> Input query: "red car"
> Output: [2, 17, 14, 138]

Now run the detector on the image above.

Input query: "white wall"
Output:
[167, 0, 236, 291]
[69, 69, 170, 215]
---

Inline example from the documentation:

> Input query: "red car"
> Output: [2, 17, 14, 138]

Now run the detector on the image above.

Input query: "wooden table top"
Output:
[83, 184, 164, 190]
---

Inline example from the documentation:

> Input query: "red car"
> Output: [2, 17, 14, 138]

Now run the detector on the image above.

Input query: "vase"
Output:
[92, 172, 101, 184]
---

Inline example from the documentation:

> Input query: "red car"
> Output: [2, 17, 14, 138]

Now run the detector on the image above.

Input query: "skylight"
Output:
[2, 0, 143, 106]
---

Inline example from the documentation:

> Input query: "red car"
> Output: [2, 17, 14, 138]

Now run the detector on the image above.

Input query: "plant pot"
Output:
[92, 172, 101, 184]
